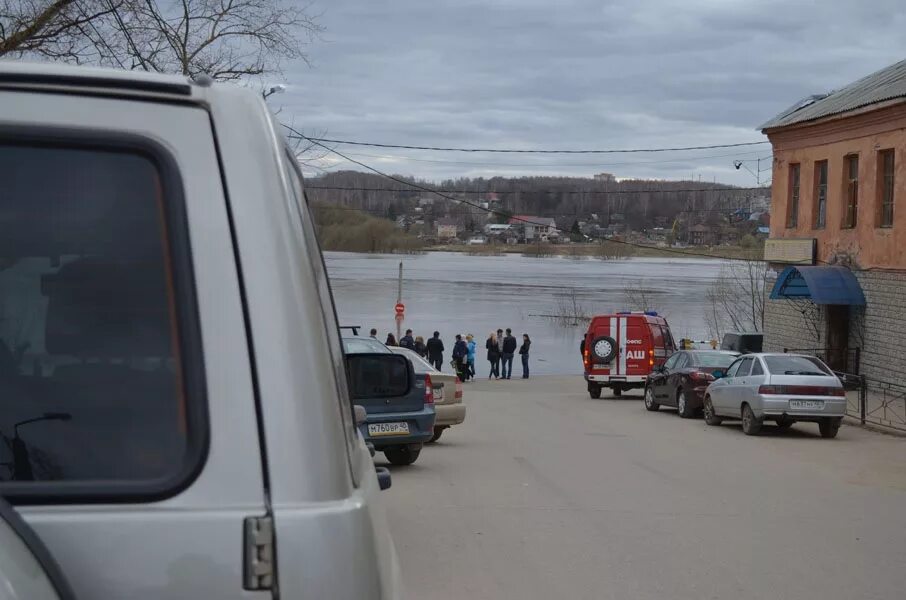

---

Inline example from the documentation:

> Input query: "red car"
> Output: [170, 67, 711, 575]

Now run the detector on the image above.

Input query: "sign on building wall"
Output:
[763, 238, 816, 264]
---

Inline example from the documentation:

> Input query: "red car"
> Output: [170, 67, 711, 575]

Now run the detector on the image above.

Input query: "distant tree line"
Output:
[306, 170, 767, 231]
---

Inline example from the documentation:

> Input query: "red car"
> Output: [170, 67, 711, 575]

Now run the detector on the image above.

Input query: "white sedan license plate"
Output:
[368, 422, 410, 437]
[790, 400, 824, 410]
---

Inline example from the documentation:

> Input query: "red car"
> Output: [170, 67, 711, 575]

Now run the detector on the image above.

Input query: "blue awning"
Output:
[770, 266, 865, 305]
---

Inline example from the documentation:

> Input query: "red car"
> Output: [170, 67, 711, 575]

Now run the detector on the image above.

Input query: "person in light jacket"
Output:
[519, 334, 531, 379]
[486, 332, 500, 379]
[466, 334, 477, 381]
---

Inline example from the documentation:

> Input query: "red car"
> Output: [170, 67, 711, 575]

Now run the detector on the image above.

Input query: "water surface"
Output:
[325, 251, 728, 375]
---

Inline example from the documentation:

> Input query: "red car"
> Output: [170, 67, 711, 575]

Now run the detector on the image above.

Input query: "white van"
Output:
[0, 62, 401, 599]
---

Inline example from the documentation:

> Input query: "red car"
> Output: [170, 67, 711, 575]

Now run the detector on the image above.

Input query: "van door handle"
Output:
[375, 466, 392, 491]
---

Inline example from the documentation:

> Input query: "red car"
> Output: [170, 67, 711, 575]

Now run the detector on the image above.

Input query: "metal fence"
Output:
[783, 347, 861, 375]
[851, 377, 906, 433]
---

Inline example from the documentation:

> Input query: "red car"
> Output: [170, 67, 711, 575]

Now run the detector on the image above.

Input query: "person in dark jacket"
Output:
[486, 332, 500, 379]
[386, 333, 397, 346]
[452, 334, 468, 382]
[519, 334, 532, 379]
[426, 331, 444, 371]
[414, 336, 427, 358]
[399, 329, 415, 350]
[501, 328, 517, 379]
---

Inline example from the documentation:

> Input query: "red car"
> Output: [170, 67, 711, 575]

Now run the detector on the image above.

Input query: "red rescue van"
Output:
[581, 311, 677, 398]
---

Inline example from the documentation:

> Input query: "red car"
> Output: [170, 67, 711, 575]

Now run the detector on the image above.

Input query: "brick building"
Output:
[760, 59, 906, 388]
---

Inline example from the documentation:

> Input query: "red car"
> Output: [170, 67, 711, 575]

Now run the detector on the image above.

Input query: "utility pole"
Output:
[396, 261, 403, 340]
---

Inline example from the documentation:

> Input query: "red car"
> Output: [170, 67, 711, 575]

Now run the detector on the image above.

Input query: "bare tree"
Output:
[550, 288, 591, 327]
[1, 0, 321, 81]
[622, 279, 659, 313]
[703, 255, 768, 339]
[0, 0, 122, 60]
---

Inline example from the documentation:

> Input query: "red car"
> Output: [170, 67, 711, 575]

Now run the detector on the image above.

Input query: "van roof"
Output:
[0, 61, 214, 103]
[589, 312, 667, 324]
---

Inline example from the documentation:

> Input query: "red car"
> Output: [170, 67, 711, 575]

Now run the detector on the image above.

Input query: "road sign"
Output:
[394, 302, 405, 315]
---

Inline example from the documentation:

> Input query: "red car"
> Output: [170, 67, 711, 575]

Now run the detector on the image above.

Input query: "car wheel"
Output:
[428, 427, 445, 444]
[589, 384, 602, 399]
[384, 445, 422, 465]
[741, 404, 763, 436]
[703, 396, 722, 425]
[677, 389, 694, 418]
[612, 386, 622, 398]
[818, 417, 842, 439]
[644, 386, 659, 411]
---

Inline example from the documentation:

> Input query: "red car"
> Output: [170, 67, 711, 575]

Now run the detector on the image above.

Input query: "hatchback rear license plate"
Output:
[789, 400, 824, 410]
[368, 422, 410, 436]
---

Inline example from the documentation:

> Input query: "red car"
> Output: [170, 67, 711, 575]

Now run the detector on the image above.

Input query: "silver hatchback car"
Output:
[703, 353, 846, 438]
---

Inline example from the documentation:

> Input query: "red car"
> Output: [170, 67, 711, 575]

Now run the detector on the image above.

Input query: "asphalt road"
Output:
[380, 375, 906, 600]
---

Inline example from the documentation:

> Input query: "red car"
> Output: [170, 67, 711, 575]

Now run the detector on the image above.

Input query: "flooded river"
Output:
[325, 251, 729, 375]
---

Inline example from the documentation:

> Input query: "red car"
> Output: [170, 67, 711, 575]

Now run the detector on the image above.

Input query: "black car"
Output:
[644, 350, 739, 417]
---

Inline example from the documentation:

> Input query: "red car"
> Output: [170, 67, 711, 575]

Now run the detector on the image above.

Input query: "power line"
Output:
[315, 206, 761, 216]
[287, 126, 778, 264]
[306, 184, 767, 196]
[286, 133, 770, 154]
[317, 148, 770, 168]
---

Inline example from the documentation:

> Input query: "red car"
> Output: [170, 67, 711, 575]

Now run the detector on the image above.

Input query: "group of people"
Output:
[370, 327, 532, 381]
[485, 328, 531, 380]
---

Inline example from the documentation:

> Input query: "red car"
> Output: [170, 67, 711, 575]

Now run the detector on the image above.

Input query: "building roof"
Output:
[509, 215, 555, 226]
[436, 218, 458, 227]
[760, 59, 906, 131]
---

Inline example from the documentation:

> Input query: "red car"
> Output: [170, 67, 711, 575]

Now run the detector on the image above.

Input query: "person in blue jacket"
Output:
[465, 334, 477, 381]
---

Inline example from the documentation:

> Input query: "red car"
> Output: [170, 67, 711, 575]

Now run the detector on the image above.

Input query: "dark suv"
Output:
[343, 338, 436, 465]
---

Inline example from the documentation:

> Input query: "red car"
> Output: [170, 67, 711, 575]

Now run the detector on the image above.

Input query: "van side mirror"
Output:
[345, 353, 413, 399]
[712, 370, 724, 379]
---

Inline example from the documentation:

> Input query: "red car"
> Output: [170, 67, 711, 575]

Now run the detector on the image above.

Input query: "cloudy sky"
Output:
[275, 0, 906, 185]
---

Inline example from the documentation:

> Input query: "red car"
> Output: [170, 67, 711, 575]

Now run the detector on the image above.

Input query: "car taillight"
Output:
[455, 377, 463, 400]
[759, 385, 845, 396]
[648, 349, 654, 367]
[690, 371, 715, 382]
[424, 374, 434, 404]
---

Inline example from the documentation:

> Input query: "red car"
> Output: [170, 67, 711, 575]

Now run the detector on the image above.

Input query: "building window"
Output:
[813, 160, 827, 228]
[787, 163, 800, 228]
[843, 154, 859, 228]
[879, 149, 895, 228]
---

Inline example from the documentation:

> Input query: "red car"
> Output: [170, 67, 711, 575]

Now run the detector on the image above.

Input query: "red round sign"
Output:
[394, 302, 405, 314]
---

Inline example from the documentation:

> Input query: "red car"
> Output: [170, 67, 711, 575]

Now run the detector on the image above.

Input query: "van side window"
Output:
[661, 326, 676, 353]
[650, 324, 664, 349]
[0, 140, 204, 498]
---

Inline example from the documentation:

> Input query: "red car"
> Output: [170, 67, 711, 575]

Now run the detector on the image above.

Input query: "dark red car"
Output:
[644, 350, 739, 418]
